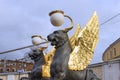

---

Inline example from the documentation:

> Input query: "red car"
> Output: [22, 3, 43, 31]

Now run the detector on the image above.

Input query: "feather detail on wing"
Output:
[69, 24, 81, 49]
[68, 11, 99, 70]
[42, 47, 56, 77]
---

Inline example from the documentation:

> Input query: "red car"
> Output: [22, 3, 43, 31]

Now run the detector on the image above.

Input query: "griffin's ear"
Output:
[64, 30, 68, 33]
[64, 26, 73, 33]
[63, 30, 67, 33]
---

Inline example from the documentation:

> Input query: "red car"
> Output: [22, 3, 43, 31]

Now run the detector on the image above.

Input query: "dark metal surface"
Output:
[28, 49, 49, 80]
[47, 30, 100, 80]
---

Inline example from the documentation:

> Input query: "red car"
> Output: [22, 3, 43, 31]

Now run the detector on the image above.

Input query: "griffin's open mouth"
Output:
[29, 55, 36, 60]
[48, 36, 58, 46]
[51, 41, 57, 46]
[31, 57, 35, 60]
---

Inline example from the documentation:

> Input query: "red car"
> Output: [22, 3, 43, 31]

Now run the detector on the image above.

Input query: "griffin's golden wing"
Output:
[68, 11, 99, 70]
[69, 24, 81, 49]
[42, 47, 56, 77]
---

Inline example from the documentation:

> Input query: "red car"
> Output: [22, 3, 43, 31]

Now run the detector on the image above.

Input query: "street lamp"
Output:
[49, 10, 64, 27]
[31, 35, 43, 45]
[49, 10, 74, 31]
[31, 35, 48, 51]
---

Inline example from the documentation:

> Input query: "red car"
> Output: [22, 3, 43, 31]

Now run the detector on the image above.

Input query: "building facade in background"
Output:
[102, 38, 120, 61]
[89, 37, 120, 80]
[89, 59, 120, 80]
[0, 59, 33, 73]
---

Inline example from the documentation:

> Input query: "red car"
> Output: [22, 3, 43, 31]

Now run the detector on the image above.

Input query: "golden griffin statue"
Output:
[42, 11, 99, 77]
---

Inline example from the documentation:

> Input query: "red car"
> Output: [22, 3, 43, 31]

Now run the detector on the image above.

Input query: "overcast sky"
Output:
[0, 0, 120, 64]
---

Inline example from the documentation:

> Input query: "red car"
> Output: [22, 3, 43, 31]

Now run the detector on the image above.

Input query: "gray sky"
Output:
[0, 0, 120, 63]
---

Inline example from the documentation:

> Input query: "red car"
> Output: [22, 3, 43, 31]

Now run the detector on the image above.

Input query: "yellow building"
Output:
[89, 58, 120, 80]
[88, 38, 120, 80]
[102, 38, 120, 61]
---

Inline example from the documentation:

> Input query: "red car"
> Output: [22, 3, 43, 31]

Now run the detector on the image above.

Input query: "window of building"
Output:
[18, 63, 22, 68]
[7, 63, 10, 66]
[0, 68, 3, 72]
[110, 51, 112, 59]
[0, 62, 4, 65]
[6, 68, 10, 72]
[114, 48, 116, 56]
[13, 63, 16, 66]
[107, 53, 109, 60]
[24, 64, 26, 67]
[12, 68, 16, 72]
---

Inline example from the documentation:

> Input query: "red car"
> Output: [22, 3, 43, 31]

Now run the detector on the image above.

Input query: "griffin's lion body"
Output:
[29, 49, 49, 80]
[47, 30, 100, 80]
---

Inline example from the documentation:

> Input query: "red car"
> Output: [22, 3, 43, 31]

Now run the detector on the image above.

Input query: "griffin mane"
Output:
[47, 11, 100, 80]
[29, 48, 47, 80]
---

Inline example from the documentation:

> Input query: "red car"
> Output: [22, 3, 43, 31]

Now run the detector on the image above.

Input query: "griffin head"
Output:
[47, 30, 69, 48]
